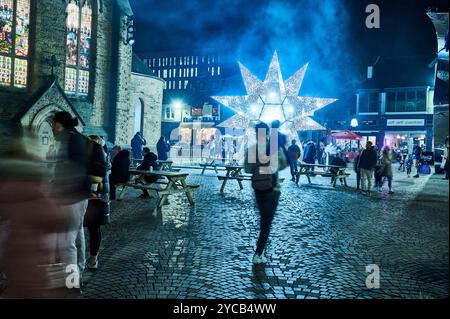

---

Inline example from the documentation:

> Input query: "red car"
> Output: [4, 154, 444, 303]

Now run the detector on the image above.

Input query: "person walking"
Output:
[244, 122, 288, 265]
[412, 144, 422, 178]
[131, 132, 146, 160]
[357, 141, 378, 196]
[287, 139, 301, 182]
[379, 146, 394, 194]
[109, 148, 131, 201]
[353, 151, 361, 190]
[405, 154, 413, 177]
[157, 136, 170, 161]
[442, 137, 449, 180]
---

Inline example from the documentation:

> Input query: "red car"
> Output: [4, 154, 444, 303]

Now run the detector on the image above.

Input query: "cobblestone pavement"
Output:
[80, 168, 447, 299]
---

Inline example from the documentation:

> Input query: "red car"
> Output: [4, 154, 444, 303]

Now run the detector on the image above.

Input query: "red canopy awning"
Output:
[330, 130, 363, 140]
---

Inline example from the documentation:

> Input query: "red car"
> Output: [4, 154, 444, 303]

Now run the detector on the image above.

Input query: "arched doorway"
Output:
[134, 98, 144, 134]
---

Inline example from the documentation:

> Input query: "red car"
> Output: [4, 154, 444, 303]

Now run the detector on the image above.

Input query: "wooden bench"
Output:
[120, 170, 200, 208]
[296, 166, 350, 187]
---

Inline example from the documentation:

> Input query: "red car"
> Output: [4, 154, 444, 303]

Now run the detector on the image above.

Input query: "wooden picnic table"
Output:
[217, 164, 248, 192]
[200, 159, 220, 174]
[119, 169, 199, 208]
[157, 160, 176, 171]
[295, 163, 350, 187]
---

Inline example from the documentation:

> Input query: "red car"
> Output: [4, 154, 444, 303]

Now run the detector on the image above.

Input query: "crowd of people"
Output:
[0, 112, 174, 298]
[1, 112, 447, 296]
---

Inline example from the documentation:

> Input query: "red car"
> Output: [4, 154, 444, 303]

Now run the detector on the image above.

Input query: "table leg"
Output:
[201, 165, 207, 175]
[118, 185, 127, 200]
[220, 169, 231, 192]
[180, 178, 195, 205]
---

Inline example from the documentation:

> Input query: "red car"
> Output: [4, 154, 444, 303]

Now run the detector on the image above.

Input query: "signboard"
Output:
[386, 119, 425, 126]
[191, 107, 202, 116]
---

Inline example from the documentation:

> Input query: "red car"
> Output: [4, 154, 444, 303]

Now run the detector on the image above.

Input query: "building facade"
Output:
[139, 51, 236, 142]
[0, 0, 164, 158]
[353, 86, 434, 152]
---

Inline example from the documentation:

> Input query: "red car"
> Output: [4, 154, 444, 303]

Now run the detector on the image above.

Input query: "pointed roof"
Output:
[131, 52, 156, 77]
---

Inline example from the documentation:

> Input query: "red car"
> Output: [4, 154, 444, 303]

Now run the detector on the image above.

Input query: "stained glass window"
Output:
[0, 0, 30, 88]
[65, 0, 92, 95]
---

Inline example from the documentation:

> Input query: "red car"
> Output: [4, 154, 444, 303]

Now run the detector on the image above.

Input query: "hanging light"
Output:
[350, 118, 358, 128]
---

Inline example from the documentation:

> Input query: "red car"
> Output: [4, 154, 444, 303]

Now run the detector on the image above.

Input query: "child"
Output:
[405, 155, 413, 177]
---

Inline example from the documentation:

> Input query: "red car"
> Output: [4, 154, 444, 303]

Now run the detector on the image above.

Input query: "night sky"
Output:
[130, 0, 449, 98]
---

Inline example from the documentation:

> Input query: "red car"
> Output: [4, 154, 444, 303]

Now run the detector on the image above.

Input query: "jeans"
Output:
[381, 176, 393, 190]
[254, 191, 280, 255]
[356, 170, 361, 189]
[360, 169, 373, 192]
[289, 160, 298, 180]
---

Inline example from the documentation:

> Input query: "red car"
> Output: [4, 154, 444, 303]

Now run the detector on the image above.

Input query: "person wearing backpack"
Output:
[244, 122, 288, 265]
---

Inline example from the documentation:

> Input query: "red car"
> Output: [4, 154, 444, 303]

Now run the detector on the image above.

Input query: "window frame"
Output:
[64, 0, 94, 97]
[0, 0, 32, 91]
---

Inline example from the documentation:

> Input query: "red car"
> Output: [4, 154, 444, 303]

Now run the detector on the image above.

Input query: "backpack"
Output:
[251, 149, 281, 192]
[251, 162, 277, 193]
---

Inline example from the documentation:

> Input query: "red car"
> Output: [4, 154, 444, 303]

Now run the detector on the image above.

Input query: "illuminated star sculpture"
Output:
[212, 51, 337, 139]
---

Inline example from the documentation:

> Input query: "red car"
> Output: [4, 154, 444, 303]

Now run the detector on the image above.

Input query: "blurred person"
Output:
[317, 141, 325, 165]
[303, 140, 316, 174]
[157, 136, 170, 161]
[287, 139, 301, 182]
[379, 146, 394, 194]
[46, 144, 57, 163]
[110, 145, 121, 163]
[245, 122, 288, 265]
[330, 152, 347, 185]
[353, 151, 361, 190]
[357, 141, 378, 196]
[412, 144, 422, 178]
[109, 149, 131, 200]
[405, 154, 413, 177]
[136, 147, 159, 199]
[51, 111, 90, 287]
[131, 132, 146, 160]
[0, 122, 78, 298]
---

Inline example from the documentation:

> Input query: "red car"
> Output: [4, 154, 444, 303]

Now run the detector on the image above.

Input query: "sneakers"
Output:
[388, 190, 394, 194]
[87, 256, 98, 270]
[413, 175, 419, 178]
[252, 253, 267, 265]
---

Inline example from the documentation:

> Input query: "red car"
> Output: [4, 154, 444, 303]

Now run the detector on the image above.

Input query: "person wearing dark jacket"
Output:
[330, 153, 347, 185]
[357, 141, 378, 195]
[157, 136, 170, 161]
[287, 140, 301, 181]
[137, 147, 159, 198]
[51, 111, 89, 284]
[109, 149, 131, 200]
[131, 132, 146, 160]
[353, 152, 361, 190]
[303, 141, 316, 164]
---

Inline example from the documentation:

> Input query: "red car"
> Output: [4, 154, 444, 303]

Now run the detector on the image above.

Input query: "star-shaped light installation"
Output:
[212, 51, 337, 140]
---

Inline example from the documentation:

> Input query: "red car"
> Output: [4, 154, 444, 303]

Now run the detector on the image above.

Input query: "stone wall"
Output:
[31, 0, 67, 93]
[130, 73, 164, 149]
[113, 13, 133, 145]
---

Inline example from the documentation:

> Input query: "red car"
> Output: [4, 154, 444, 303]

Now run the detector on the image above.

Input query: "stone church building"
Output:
[0, 0, 164, 157]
